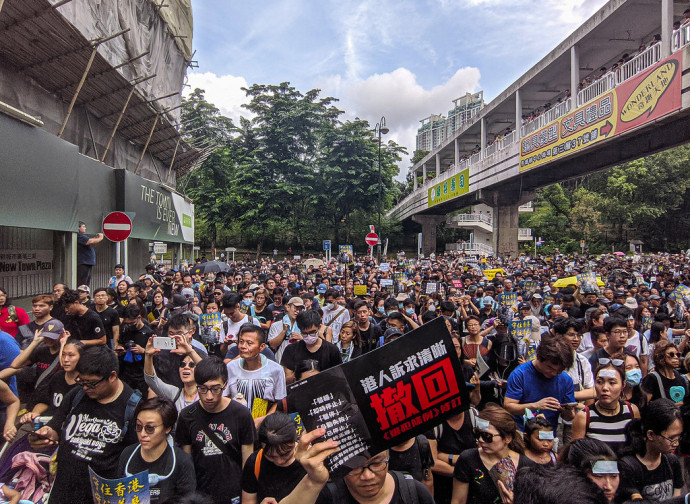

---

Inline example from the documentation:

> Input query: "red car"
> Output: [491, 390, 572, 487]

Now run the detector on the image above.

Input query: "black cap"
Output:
[518, 302, 531, 311]
[145, 264, 155, 271]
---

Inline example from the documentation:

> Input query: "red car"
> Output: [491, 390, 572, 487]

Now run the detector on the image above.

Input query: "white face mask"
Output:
[302, 333, 319, 345]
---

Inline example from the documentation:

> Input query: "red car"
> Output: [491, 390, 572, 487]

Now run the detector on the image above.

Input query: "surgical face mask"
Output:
[398, 302, 403, 309]
[302, 333, 320, 345]
[625, 369, 642, 387]
[378, 306, 386, 315]
[386, 311, 397, 316]
[241, 299, 252, 307]
[325, 302, 335, 310]
[406, 308, 415, 316]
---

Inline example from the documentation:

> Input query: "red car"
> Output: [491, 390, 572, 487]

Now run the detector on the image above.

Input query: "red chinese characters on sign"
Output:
[369, 357, 460, 433]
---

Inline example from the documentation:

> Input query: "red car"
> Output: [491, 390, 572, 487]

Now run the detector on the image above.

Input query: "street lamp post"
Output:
[374, 116, 389, 261]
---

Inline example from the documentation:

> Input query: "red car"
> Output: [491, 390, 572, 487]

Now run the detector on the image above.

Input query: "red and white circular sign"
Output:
[365, 232, 379, 246]
[102, 212, 132, 242]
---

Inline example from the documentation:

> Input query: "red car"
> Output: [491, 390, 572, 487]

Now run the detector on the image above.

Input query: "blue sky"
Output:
[187, 0, 608, 177]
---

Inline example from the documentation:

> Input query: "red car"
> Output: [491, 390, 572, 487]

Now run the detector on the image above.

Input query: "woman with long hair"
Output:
[118, 397, 196, 503]
[451, 404, 531, 504]
[20, 338, 84, 422]
[336, 321, 362, 363]
[647, 322, 668, 372]
[571, 354, 640, 453]
[114, 279, 131, 316]
[148, 291, 167, 329]
[0, 287, 30, 339]
[618, 398, 684, 501]
[565, 438, 621, 503]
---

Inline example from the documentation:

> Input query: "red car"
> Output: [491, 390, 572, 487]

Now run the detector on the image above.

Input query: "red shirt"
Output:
[0, 305, 30, 338]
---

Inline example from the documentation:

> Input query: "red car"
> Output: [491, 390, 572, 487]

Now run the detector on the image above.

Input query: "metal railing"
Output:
[577, 74, 616, 106]
[518, 228, 533, 238]
[576, 43, 662, 107]
[673, 24, 690, 51]
[447, 213, 493, 226]
[445, 241, 494, 255]
[520, 98, 573, 137]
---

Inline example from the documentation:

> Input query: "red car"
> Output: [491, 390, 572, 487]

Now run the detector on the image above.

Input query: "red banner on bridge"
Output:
[520, 51, 683, 171]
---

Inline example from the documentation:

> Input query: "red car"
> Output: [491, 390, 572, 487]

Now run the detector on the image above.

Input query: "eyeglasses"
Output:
[598, 358, 625, 367]
[197, 384, 225, 395]
[75, 375, 107, 389]
[609, 330, 628, 336]
[347, 458, 389, 477]
[135, 423, 161, 435]
[214, 292, 223, 296]
[179, 361, 196, 369]
[657, 433, 680, 446]
[168, 330, 191, 337]
[474, 429, 502, 443]
[302, 331, 319, 339]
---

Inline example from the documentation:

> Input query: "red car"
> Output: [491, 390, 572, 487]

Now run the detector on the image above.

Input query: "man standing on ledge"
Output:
[77, 221, 104, 287]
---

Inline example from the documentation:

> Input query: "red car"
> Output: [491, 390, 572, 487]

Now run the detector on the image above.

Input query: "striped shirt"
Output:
[586, 402, 634, 452]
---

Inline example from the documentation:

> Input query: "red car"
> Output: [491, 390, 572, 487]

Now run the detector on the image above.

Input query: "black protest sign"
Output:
[287, 317, 469, 476]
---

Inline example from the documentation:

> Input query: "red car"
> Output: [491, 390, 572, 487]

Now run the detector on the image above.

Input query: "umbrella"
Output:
[613, 251, 625, 256]
[190, 261, 230, 275]
[552, 276, 605, 288]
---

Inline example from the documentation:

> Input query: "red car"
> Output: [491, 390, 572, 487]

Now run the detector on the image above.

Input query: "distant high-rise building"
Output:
[415, 91, 484, 153]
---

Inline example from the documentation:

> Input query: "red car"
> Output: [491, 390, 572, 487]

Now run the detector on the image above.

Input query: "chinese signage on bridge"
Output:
[520, 51, 682, 171]
[427, 167, 470, 207]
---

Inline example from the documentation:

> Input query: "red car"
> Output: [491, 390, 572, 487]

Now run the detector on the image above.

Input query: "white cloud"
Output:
[323, 66, 482, 179]
[185, 72, 250, 125]
[186, 67, 481, 181]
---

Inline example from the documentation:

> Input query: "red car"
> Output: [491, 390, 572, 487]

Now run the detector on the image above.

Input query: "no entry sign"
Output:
[102, 212, 132, 242]
[365, 232, 379, 246]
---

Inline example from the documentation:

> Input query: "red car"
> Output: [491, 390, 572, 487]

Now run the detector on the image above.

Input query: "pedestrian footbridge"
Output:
[389, 0, 690, 257]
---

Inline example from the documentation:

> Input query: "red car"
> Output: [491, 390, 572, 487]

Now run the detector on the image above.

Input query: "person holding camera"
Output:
[116, 304, 154, 396]
[144, 332, 203, 412]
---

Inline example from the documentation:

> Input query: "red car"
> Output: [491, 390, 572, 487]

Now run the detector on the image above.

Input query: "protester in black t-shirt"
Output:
[31, 346, 141, 504]
[93, 288, 121, 348]
[4, 318, 65, 403]
[175, 357, 255, 504]
[62, 288, 106, 346]
[20, 338, 83, 421]
[115, 304, 154, 396]
[118, 397, 196, 503]
[352, 300, 382, 353]
[280, 310, 341, 383]
[241, 412, 306, 502]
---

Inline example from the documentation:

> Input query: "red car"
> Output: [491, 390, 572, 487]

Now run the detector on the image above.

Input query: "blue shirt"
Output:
[77, 232, 96, 265]
[0, 331, 19, 395]
[505, 361, 575, 432]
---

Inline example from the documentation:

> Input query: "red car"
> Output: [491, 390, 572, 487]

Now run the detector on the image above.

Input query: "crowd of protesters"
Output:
[0, 248, 690, 503]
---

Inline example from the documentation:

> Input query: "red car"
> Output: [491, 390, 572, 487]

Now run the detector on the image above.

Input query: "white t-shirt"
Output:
[220, 314, 260, 342]
[267, 316, 300, 362]
[566, 352, 594, 392]
[625, 330, 648, 358]
[225, 355, 286, 415]
[321, 305, 350, 343]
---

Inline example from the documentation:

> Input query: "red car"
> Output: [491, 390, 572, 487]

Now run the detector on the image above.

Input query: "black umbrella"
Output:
[190, 260, 230, 275]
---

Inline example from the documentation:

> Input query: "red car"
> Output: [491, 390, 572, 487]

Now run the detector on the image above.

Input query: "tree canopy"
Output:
[178, 84, 407, 255]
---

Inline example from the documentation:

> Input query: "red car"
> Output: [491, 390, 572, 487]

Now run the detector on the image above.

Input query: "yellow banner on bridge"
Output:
[427, 168, 470, 207]
[520, 51, 682, 171]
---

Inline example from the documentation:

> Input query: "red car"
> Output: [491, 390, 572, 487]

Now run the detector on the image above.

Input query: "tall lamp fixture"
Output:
[374, 116, 389, 261]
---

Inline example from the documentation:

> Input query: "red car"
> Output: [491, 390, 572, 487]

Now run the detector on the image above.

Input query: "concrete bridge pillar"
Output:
[479, 189, 535, 258]
[412, 214, 445, 256]
[435, 153, 440, 178]
[413, 169, 418, 190]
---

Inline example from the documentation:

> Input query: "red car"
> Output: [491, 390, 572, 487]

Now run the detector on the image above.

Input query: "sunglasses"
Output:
[473, 429, 501, 443]
[135, 423, 161, 435]
[179, 361, 196, 369]
[666, 352, 680, 358]
[598, 358, 625, 367]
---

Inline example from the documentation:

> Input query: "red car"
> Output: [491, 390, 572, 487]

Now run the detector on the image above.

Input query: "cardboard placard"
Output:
[423, 282, 440, 294]
[89, 468, 150, 504]
[354, 285, 368, 296]
[521, 280, 537, 293]
[496, 292, 518, 308]
[379, 263, 390, 272]
[287, 318, 469, 476]
[452, 279, 463, 289]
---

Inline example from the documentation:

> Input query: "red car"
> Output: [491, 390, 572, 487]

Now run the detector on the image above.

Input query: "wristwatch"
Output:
[448, 454, 454, 466]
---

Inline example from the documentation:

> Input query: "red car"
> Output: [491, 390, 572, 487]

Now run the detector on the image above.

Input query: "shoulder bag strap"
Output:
[34, 354, 61, 389]
[652, 371, 667, 399]
[325, 307, 346, 327]
[200, 423, 241, 463]
[254, 449, 263, 480]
